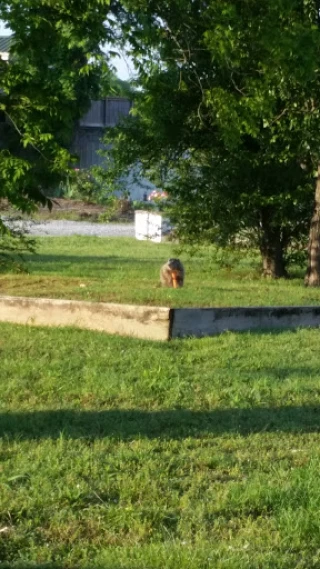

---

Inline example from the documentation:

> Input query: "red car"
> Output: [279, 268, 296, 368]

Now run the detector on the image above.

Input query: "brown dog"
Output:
[160, 258, 184, 288]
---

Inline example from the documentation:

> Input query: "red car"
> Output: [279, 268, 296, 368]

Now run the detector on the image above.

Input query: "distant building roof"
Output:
[0, 36, 12, 53]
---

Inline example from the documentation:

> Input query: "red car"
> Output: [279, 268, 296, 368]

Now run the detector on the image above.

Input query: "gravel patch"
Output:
[4, 219, 135, 238]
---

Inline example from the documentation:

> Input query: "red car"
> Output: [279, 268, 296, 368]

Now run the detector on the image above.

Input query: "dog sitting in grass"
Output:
[160, 259, 184, 288]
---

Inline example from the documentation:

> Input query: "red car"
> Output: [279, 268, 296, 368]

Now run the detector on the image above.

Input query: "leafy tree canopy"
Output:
[2, 0, 320, 280]
[0, 0, 119, 216]
[102, 0, 320, 277]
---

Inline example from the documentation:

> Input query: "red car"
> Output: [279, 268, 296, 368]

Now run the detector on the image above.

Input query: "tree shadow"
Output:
[1, 406, 320, 441]
[25, 254, 161, 264]
[21, 253, 162, 273]
[0, 565, 123, 569]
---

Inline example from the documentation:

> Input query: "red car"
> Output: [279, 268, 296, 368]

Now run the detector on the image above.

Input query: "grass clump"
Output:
[1, 323, 320, 567]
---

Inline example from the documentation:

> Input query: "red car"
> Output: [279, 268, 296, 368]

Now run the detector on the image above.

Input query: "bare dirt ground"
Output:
[46, 198, 109, 219]
[1, 197, 134, 221]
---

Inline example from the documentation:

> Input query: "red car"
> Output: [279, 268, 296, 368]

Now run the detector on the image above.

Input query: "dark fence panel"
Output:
[73, 97, 132, 168]
[105, 98, 132, 126]
[79, 98, 132, 128]
[71, 128, 106, 169]
[79, 101, 105, 127]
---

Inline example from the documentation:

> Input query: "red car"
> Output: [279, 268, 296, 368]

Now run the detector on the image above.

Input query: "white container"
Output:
[134, 210, 150, 241]
[135, 211, 172, 243]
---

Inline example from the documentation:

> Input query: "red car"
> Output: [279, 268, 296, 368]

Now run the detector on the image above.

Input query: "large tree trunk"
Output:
[305, 164, 320, 286]
[259, 211, 288, 279]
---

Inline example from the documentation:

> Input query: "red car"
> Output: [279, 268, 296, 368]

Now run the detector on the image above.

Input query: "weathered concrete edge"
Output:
[171, 306, 320, 338]
[0, 296, 171, 341]
[1, 297, 320, 340]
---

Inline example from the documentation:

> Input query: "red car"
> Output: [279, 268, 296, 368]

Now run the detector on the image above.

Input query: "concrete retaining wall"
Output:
[171, 306, 320, 338]
[1, 296, 320, 340]
[0, 296, 171, 341]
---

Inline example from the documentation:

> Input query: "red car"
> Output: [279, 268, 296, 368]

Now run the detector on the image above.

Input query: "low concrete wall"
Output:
[0, 296, 171, 341]
[1, 296, 320, 340]
[171, 306, 320, 338]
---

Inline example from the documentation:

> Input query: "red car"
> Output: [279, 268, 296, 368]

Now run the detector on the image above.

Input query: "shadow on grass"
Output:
[19, 254, 164, 276]
[25, 254, 162, 265]
[0, 565, 124, 569]
[1, 406, 320, 441]
[0, 565, 125, 569]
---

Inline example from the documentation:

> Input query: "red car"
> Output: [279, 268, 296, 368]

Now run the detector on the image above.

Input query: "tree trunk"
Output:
[305, 164, 320, 286]
[259, 211, 288, 279]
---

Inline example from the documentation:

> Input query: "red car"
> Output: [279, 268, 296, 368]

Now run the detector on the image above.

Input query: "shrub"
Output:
[0, 219, 36, 272]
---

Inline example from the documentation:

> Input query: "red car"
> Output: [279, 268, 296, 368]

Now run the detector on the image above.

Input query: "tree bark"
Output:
[305, 164, 320, 286]
[259, 211, 288, 279]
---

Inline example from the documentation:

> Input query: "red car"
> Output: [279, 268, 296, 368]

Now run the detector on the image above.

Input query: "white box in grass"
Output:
[135, 210, 172, 243]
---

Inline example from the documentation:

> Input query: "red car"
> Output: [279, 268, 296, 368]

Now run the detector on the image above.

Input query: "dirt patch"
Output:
[51, 198, 104, 212]
[46, 199, 106, 221]
[1, 198, 134, 223]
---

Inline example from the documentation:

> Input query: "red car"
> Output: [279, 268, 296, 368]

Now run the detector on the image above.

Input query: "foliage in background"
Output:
[2, 0, 320, 281]
[0, 218, 35, 272]
[0, 0, 120, 217]
[102, 66, 136, 98]
[132, 200, 156, 211]
[58, 169, 104, 203]
[101, 0, 320, 280]
[51, 168, 133, 221]
[167, 156, 313, 273]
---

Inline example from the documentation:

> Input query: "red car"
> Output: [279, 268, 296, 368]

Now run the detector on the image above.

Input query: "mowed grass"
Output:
[1, 236, 320, 306]
[1, 322, 320, 568]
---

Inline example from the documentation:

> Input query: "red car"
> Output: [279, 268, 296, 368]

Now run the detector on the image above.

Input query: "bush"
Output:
[58, 168, 102, 202]
[98, 198, 134, 222]
[132, 200, 157, 211]
[0, 219, 36, 272]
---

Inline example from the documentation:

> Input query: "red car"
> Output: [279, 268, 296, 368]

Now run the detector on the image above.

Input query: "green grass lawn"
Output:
[1, 236, 320, 307]
[1, 322, 320, 568]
